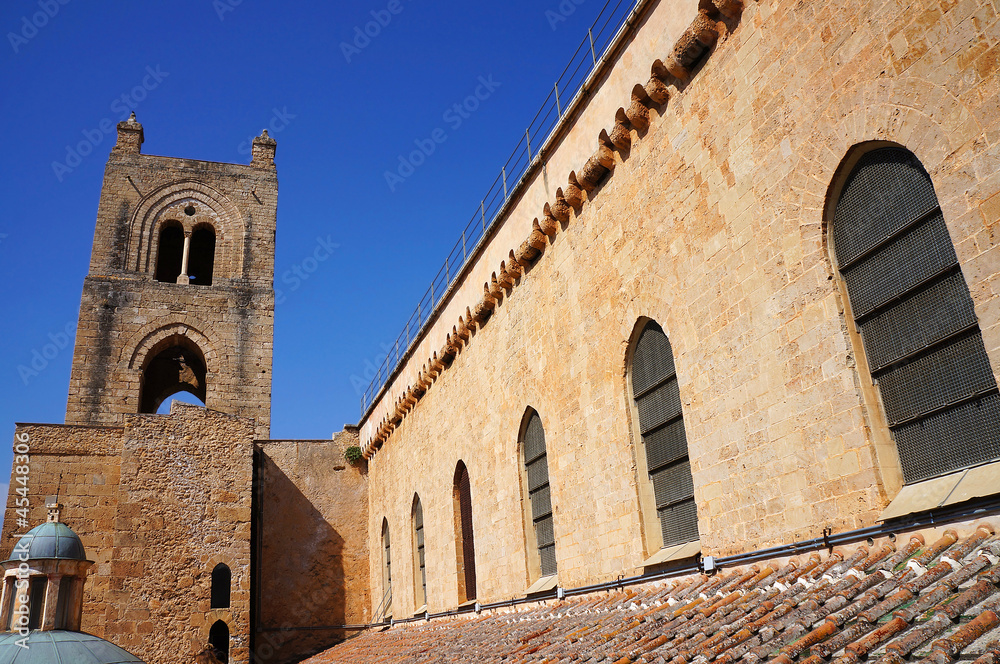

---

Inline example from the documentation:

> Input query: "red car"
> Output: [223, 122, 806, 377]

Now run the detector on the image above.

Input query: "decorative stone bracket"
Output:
[364, 0, 743, 458]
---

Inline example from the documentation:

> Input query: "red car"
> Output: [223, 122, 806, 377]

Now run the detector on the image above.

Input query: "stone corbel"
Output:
[625, 84, 652, 131]
[607, 111, 632, 150]
[564, 174, 584, 210]
[550, 189, 571, 223]
[665, 12, 719, 82]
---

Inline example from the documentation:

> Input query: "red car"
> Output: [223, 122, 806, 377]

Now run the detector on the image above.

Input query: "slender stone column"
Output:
[178, 231, 192, 284]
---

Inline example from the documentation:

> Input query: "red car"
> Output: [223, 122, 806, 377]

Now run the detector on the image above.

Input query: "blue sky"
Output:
[0, 0, 615, 494]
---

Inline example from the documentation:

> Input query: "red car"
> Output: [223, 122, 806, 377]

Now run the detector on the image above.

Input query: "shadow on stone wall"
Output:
[253, 450, 348, 664]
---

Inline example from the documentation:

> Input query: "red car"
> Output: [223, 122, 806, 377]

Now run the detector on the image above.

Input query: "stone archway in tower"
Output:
[138, 335, 208, 414]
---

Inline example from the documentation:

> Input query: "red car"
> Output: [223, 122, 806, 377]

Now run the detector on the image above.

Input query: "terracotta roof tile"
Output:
[303, 527, 1000, 664]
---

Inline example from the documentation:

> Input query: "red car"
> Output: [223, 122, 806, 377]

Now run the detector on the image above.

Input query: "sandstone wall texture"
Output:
[65, 119, 277, 440]
[361, 0, 1000, 619]
[254, 429, 370, 664]
[2, 404, 255, 664]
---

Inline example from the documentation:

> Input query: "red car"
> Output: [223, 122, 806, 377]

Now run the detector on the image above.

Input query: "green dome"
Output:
[0, 630, 144, 663]
[7, 522, 86, 562]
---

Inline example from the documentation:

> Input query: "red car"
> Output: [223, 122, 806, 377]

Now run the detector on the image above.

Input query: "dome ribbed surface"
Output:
[6, 522, 86, 562]
[0, 631, 144, 663]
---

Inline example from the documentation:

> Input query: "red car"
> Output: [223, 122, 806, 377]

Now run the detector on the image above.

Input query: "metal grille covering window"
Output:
[413, 497, 426, 606]
[455, 463, 477, 601]
[833, 147, 1000, 484]
[631, 321, 699, 548]
[382, 520, 391, 590]
[523, 412, 558, 577]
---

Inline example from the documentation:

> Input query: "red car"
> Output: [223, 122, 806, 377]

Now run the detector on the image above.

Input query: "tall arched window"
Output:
[188, 223, 216, 286]
[208, 620, 229, 664]
[831, 145, 1000, 484]
[381, 518, 392, 602]
[154, 222, 184, 283]
[211, 563, 231, 609]
[453, 461, 476, 603]
[629, 320, 699, 552]
[412, 495, 426, 610]
[519, 410, 558, 580]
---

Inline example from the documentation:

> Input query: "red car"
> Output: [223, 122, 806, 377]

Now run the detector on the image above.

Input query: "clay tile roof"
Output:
[304, 528, 1000, 664]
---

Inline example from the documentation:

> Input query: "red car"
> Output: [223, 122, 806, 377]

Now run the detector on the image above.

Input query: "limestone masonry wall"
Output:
[65, 121, 277, 439]
[2, 405, 256, 664]
[254, 429, 369, 664]
[361, 0, 1000, 618]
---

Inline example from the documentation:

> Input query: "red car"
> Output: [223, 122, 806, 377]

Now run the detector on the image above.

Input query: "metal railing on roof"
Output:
[361, 0, 641, 416]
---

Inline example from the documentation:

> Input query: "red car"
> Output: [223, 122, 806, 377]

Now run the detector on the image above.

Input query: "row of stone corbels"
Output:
[363, 0, 743, 458]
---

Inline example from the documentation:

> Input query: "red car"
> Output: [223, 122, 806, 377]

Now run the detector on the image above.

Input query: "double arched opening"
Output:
[154, 220, 216, 286]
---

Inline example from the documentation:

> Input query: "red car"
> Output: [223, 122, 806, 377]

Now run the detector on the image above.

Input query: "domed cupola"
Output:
[0, 499, 145, 662]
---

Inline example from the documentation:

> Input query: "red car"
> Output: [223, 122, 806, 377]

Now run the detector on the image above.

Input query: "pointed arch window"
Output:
[831, 146, 1000, 484]
[453, 462, 476, 603]
[519, 410, 558, 580]
[381, 518, 392, 599]
[412, 495, 427, 610]
[629, 320, 699, 551]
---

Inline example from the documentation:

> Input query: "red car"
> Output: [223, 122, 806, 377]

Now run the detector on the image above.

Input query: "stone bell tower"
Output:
[65, 114, 278, 438]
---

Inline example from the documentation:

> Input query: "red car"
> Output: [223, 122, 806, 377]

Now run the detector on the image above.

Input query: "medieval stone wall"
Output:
[65, 123, 277, 439]
[2, 404, 255, 664]
[254, 429, 370, 664]
[361, 0, 1000, 619]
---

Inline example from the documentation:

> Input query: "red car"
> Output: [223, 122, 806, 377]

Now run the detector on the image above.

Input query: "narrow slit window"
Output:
[832, 146, 1000, 484]
[211, 563, 231, 609]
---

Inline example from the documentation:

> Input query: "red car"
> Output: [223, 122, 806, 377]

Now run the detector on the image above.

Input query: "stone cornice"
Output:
[363, 0, 745, 459]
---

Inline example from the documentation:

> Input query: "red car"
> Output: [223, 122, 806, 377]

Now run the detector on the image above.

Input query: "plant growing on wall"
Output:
[344, 445, 364, 464]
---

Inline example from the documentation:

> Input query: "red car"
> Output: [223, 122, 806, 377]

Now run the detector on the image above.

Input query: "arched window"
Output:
[381, 518, 392, 603]
[208, 620, 229, 664]
[831, 146, 1000, 484]
[519, 410, 557, 580]
[629, 320, 699, 551]
[138, 337, 208, 413]
[188, 224, 216, 286]
[412, 495, 426, 610]
[211, 563, 231, 609]
[453, 461, 476, 603]
[154, 222, 184, 283]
